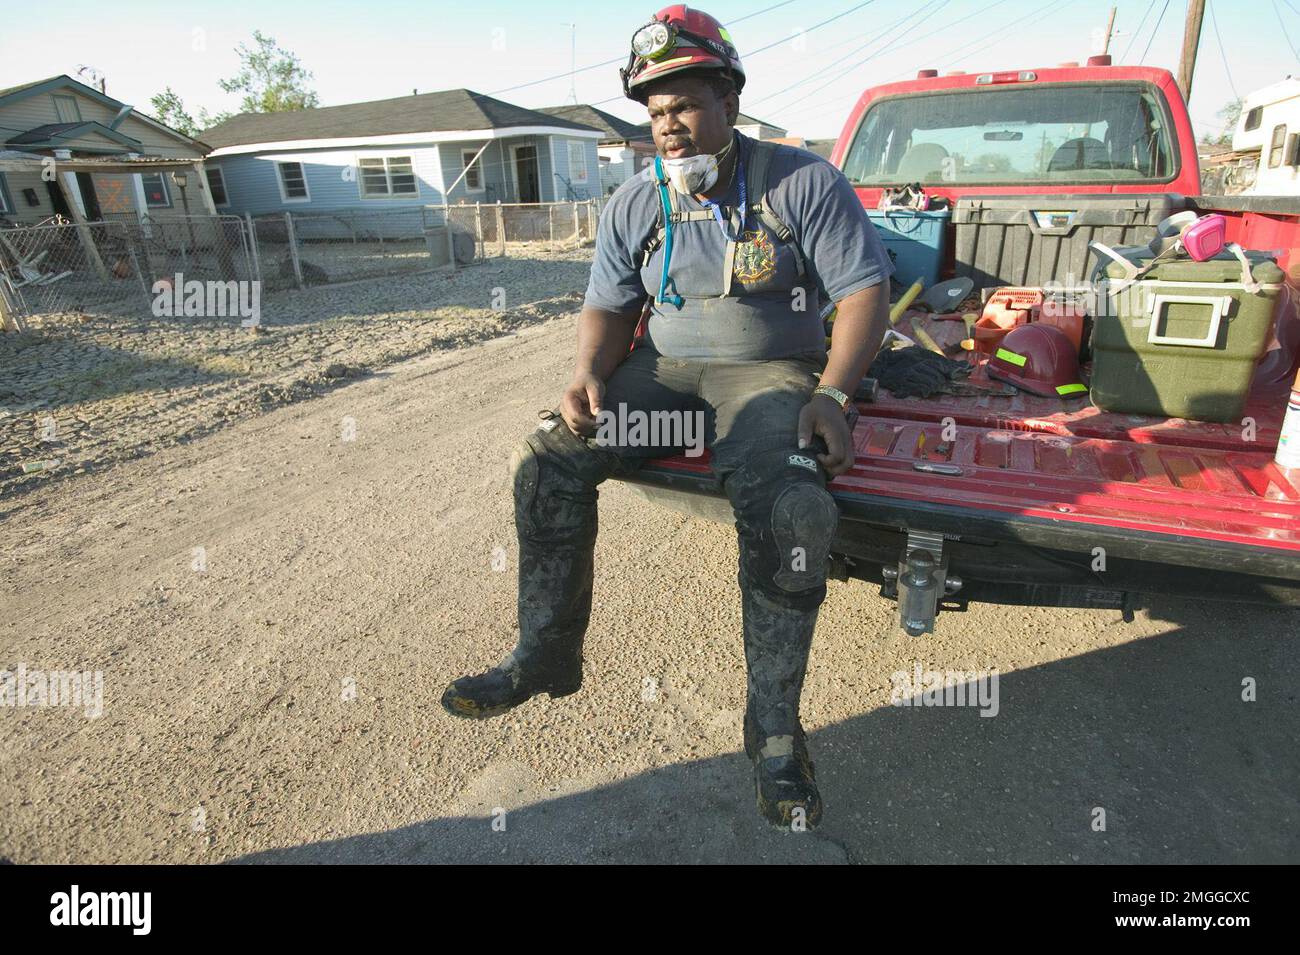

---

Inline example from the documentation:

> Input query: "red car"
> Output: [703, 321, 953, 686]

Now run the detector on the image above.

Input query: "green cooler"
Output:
[1090, 250, 1285, 422]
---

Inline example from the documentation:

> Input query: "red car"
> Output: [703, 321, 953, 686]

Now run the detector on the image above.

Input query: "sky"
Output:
[2, 0, 1296, 141]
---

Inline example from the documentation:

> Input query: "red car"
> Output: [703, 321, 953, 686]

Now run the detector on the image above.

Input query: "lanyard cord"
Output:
[653, 155, 684, 310]
[702, 135, 746, 242]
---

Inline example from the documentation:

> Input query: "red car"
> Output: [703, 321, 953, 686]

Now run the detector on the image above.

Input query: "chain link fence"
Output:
[0, 214, 257, 326]
[0, 219, 147, 323]
[1, 200, 604, 325]
[446, 199, 602, 259]
[248, 207, 463, 290]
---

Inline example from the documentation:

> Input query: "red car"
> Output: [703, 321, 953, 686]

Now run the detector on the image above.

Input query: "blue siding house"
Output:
[199, 88, 603, 221]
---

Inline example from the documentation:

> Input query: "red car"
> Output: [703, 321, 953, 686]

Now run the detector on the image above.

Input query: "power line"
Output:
[1120, 0, 1158, 62]
[775, 0, 1024, 111]
[1207, 0, 1239, 100]
[1275, 0, 1300, 60]
[726, 0, 800, 25]
[744, 0, 949, 110]
[775, 0, 954, 107]
[1139, 0, 1172, 64]
[590, 0, 881, 106]
[485, 0, 801, 97]
[739, 0, 879, 58]
[774, 0, 1070, 131]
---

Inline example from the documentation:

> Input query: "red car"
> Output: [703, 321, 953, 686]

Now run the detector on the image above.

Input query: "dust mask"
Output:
[662, 135, 735, 196]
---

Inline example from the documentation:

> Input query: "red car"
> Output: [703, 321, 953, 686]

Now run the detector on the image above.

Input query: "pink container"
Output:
[1182, 214, 1227, 262]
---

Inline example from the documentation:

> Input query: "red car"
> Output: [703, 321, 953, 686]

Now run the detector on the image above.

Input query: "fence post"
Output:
[245, 213, 262, 285]
[475, 202, 483, 261]
[446, 226, 458, 272]
[284, 212, 304, 289]
[128, 244, 150, 307]
[573, 203, 581, 246]
[0, 276, 27, 333]
[496, 203, 505, 257]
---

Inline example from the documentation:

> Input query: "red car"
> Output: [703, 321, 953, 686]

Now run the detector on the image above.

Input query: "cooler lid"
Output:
[1101, 248, 1284, 284]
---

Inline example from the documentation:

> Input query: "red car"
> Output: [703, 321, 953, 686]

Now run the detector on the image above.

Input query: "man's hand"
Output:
[561, 372, 606, 437]
[798, 395, 854, 476]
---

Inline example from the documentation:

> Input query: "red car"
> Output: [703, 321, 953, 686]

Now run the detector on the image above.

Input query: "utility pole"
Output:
[1177, 0, 1207, 103]
[1101, 6, 1117, 55]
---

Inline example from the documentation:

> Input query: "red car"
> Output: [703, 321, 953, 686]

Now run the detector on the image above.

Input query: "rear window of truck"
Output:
[842, 83, 1177, 186]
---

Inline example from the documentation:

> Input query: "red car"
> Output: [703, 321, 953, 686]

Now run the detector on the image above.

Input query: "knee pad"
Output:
[728, 448, 839, 605]
[771, 481, 838, 594]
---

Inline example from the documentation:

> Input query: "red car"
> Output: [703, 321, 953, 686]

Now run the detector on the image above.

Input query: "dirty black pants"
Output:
[507, 343, 839, 739]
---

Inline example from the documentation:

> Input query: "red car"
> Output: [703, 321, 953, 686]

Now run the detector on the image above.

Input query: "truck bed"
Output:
[627, 310, 1300, 592]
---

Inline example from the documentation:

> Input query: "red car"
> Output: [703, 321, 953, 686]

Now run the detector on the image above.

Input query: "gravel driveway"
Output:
[2, 316, 1296, 864]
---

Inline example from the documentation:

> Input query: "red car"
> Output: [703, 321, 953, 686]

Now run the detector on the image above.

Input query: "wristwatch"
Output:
[812, 384, 850, 410]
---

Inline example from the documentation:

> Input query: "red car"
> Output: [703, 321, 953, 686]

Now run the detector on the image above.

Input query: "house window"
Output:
[276, 161, 310, 201]
[1269, 124, 1288, 168]
[568, 142, 587, 183]
[139, 172, 172, 207]
[358, 156, 418, 197]
[205, 167, 229, 205]
[462, 151, 484, 192]
[53, 94, 82, 124]
[1244, 107, 1263, 132]
[0, 173, 12, 215]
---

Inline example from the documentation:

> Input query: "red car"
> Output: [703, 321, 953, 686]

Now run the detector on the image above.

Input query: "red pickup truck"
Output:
[621, 59, 1300, 635]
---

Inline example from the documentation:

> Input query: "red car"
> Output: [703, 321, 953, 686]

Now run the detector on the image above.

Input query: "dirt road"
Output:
[2, 317, 1297, 864]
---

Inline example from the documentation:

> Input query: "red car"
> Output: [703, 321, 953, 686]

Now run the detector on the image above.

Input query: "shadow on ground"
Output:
[234, 597, 1299, 864]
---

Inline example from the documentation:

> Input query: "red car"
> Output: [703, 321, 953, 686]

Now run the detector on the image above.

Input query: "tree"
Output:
[150, 87, 199, 137]
[1201, 97, 1243, 147]
[149, 88, 230, 136]
[217, 30, 319, 114]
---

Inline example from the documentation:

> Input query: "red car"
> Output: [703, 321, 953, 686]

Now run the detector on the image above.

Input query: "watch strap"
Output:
[813, 384, 849, 409]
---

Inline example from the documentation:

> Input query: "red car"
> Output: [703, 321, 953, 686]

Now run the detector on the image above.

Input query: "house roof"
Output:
[805, 139, 836, 160]
[6, 121, 142, 149]
[0, 74, 205, 149]
[536, 105, 652, 144]
[200, 89, 603, 149]
[0, 76, 64, 100]
[736, 112, 784, 131]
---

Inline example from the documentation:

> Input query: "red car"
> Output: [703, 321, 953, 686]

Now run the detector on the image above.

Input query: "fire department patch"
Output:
[732, 229, 776, 285]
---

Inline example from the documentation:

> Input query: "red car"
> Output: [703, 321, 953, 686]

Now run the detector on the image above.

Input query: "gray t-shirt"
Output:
[583, 133, 893, 361]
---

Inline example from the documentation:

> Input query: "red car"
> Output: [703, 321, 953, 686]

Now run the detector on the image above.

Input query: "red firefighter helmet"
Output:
[621, 6, 746, 100]
[986, 324, 1088, 398]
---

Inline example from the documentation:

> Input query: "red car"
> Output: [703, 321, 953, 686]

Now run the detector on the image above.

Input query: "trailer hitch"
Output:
[880, 530, 963, 636]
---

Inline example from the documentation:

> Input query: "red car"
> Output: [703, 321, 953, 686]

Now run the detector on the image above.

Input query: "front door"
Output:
[514, 145, 540, 203]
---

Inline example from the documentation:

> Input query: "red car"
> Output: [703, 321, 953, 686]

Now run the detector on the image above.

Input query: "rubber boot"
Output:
[741, 585, 823, 829]
[442, 432, 597, 720]
[440, 527, 594, 718]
